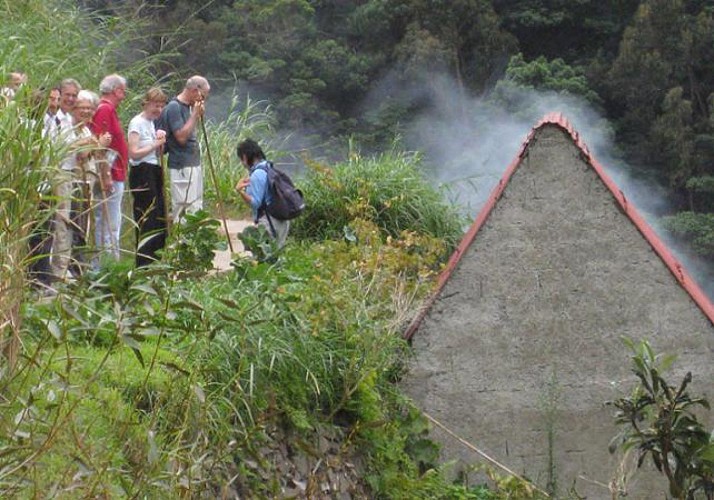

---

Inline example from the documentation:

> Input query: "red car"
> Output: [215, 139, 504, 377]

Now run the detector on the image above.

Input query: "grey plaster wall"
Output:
[402, 125, 714, 498]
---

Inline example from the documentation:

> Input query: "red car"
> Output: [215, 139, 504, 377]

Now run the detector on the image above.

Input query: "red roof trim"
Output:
[404, 113, 714, 340]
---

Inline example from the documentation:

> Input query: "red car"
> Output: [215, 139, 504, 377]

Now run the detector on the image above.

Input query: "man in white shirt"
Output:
[43, 86, 61, 136]
[51, 78, 83, 279]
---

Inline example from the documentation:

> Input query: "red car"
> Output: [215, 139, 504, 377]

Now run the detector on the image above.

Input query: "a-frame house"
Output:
[402, 114, 714, 498]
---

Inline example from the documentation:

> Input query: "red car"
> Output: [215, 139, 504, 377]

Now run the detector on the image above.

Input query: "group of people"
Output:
[3, 70, 288, 292]
[3, 72, 213, 290]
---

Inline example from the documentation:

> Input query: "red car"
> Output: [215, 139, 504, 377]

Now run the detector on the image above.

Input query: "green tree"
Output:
[388, 0, 517, 93]
[495, 53, 602, 104]
[649, 87, 696, 188]
[492, 0, 640, 63]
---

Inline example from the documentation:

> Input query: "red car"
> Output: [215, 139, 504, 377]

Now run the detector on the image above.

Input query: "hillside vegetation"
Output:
[0, 2, 553, 497]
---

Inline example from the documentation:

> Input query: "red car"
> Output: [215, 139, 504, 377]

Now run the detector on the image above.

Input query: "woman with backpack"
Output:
[235, 139, 291, 248]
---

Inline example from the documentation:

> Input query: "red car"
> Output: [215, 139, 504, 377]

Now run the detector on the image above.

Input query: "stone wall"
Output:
[403, 125, 714, 498]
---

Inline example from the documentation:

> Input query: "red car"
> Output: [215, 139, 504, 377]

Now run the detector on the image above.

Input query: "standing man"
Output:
[157, 75, 210, 221]
[56, 78, 80, 132]
[50, 78, 82, 280]
[91, 74, 128, 263]
[43, 86, 61, 135]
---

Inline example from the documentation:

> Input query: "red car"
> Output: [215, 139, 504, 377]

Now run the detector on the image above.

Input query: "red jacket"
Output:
[92, 99, 128, 182]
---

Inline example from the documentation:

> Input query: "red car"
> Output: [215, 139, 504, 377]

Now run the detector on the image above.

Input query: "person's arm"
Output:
[91, 107, 116, 192]
[128, 129, 165, 161]
[236, 177, 252, 205]
[236, 168, 268, 219]
[169, 101, 204, 146]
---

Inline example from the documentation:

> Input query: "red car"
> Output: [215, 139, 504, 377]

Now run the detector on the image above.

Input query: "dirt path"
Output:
[212, 219, 253, 271]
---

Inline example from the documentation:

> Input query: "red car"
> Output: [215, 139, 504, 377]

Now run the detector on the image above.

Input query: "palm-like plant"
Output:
[608, 338, 714, 499]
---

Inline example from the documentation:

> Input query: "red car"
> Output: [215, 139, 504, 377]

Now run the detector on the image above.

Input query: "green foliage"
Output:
[493, 0, 639, 62]
[237, 224, 281, 263]
[0, 0, 168, 119]
[291, 146, 465, 252]
[498, 53, 602, 105]
[608, 338, 714, 500]
[686, 176, 714, 194]
[661, 211, 714, 256]
[648, 87, 695, 187]
[160, 210, 225, 273]
[201, 96, 275, 215]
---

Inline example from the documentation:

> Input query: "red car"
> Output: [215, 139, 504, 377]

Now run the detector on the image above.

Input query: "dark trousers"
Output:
[129, 162, 167, 267]
[28, 200, 54, 286]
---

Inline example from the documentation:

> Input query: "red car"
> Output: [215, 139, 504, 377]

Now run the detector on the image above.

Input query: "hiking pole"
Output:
[199, 114, 234, 253]
[158, 144, 172, 234]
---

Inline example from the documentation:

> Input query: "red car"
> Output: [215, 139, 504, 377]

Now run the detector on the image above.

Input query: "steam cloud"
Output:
[371, 72, 714, 300]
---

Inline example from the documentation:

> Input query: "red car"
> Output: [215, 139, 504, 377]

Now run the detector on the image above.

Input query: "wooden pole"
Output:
[158, 145, 172, 234]
[199, 115, 234, 253]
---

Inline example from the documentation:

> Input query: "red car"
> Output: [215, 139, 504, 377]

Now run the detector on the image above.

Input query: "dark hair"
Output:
[236, 138, 266, 166]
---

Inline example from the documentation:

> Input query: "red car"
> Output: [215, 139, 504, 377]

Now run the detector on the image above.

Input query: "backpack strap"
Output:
[252, 161, 272, 215]
[251, 161, 276, 236]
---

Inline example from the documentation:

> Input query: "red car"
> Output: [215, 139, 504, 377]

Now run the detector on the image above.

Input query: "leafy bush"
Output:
[661, 211, 714, 257]
[160, 210, 225, 273]
[291, 146, 465, 253]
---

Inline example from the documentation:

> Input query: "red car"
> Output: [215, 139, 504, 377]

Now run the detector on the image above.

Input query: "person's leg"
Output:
[106, 181, 124, 260]
[69, 179, 93, 275]
[170, 167, 190, 222]
[131, 163, 153, 267]
[93, 182, 111, 269]
[94, 186, 108, 259]
[170, 165, 202, 220]
[187, 165, 203, 214]
[51, 172, 73, 279]
[28, 201, 54, 286]
[257, 216, 290, 249]
[141, 166, 167, 262]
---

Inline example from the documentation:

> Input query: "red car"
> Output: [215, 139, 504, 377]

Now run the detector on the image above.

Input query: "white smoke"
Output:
[365, 71, 714, 300]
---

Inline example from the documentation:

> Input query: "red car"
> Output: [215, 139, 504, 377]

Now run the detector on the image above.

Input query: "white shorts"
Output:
[169, 165, 203, 221]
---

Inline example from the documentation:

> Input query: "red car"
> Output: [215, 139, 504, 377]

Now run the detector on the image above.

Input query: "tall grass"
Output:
[201, 96, 275, 217]
[0, 99, 57, 365]
[292, 143, 466, 251]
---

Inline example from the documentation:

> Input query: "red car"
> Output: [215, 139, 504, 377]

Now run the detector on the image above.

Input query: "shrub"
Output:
[290, 146, 465, 253]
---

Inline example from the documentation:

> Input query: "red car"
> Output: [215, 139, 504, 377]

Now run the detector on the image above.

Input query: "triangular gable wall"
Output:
[402, 115, 714, 497]
[405, 113, 714, 341]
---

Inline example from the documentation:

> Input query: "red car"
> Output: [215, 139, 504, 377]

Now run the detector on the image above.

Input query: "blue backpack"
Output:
[255, 162, 305, 221]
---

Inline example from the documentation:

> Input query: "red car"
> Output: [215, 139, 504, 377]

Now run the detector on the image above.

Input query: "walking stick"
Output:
[158, 145, 172, 234]
[97, 155, 118, 258]
[199, 114, 234, 253]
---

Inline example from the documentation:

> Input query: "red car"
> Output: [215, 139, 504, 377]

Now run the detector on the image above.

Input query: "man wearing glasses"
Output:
[157, 75, 210, 222]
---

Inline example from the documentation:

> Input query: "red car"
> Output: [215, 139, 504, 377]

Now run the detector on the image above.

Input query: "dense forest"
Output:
[79, 0, 714, 257]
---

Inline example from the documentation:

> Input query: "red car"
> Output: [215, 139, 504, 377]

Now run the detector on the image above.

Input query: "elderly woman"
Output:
[127, 87, 167, 267]
[51, 90, 111, 280]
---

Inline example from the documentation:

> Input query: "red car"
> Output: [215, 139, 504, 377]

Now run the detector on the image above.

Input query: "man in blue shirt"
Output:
[235, 139, 290, 248]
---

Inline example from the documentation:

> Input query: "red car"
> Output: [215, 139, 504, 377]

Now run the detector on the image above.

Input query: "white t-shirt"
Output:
[127, 113, 159, 166]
